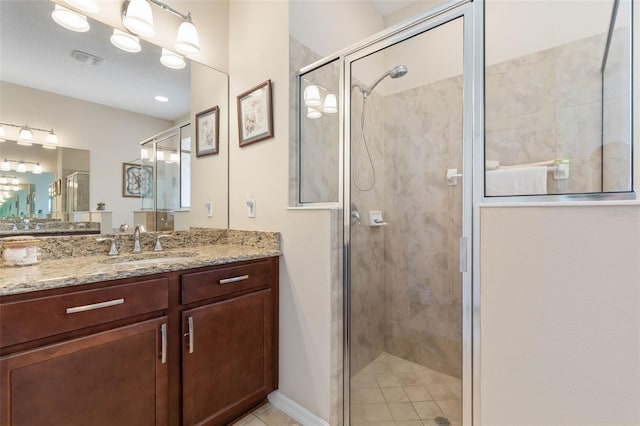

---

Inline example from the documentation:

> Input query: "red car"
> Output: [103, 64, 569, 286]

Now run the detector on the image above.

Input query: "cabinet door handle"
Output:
[65, 298, 124, 314]
[219, 275, 249, 285]
[187, 316, 194, 354]
[160, 323, 167, 364]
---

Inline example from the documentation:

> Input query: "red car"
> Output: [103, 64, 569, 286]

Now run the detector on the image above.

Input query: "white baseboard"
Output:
[268, 391, 329, 426]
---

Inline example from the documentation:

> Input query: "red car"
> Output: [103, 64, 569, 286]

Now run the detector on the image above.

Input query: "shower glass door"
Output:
[344, 9, 473, 426]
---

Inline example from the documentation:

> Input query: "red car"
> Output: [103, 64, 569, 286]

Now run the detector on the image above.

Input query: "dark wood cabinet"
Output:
[182, 290, 274, 426]
[0, 317, 168, 426]
[0, 256, 279, 426]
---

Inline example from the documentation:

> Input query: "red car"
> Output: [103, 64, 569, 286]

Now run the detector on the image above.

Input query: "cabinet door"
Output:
[182, 290, 273, 426]
[0, 317, 168, 426]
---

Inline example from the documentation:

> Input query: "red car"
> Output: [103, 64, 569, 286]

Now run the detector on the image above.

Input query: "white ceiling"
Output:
[370, 0, 416, 17]
[0, 0, 190, 121]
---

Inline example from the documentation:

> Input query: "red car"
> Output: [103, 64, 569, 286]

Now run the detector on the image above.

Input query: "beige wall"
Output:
[186, 63, 229, 229]
[479, 205, 640, 426]
[229, 0, 333, 420]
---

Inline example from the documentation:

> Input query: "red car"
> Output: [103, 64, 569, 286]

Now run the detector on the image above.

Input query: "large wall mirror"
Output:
[484, 0, 633, 198]
[0, 0, 229, 233]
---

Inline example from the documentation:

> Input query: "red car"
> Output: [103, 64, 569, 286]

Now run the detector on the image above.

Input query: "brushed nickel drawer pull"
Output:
[219, 275, 249, 285]
[161, 323, 167, 364]
[65, 298, 124, 314]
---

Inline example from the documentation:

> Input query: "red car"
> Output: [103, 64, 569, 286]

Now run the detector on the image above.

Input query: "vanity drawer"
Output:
[0, 278, 168, 348]
[181, 259, 272, 304]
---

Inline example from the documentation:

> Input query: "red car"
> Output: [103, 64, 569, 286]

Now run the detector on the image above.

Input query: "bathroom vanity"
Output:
[0, 230, 280, 426]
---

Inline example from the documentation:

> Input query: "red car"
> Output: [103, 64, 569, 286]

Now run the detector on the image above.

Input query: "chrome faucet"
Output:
[133, 225, 146, 253]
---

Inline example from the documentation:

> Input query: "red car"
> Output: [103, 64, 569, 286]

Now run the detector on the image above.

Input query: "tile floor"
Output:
[233, 352, 461, 426]
[232, 402, 301, 426]
[350, 352, 462, 426]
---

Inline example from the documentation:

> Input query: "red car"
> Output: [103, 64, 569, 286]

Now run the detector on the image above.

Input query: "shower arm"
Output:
[361, 71, 391, 98]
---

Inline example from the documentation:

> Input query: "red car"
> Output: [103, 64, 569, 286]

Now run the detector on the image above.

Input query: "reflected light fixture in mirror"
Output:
[0, 126, 5, 142]
[160, 48, 186, 69]
[111, 29, 141, 53]
[122, 0, 155, 37]
[304, 85, 321, 107]
[307, 107, 322, 119]
[323, 94, 338, 114]
[51, 4, 89, 32]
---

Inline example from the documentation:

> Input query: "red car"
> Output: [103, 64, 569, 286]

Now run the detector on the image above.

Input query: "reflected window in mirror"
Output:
[484, 0, 633, 199]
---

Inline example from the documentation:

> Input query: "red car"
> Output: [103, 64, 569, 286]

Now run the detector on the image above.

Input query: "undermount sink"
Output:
[101, 251, 198, 266]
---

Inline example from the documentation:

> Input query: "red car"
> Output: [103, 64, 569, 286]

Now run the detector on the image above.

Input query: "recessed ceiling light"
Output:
[155, 96, 169, 102]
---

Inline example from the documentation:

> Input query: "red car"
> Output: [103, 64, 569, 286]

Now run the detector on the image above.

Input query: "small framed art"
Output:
[237, 79, 273, 147]
[195, 105, 220, 157]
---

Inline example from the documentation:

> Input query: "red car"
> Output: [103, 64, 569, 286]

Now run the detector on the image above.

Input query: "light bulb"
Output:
[111, 29, 141, 53]
[307, 107, 322, 119]
[0, 159, 9, 172]
[123, 0, 155, 37]
[16, 162, 26, 173]
[175, 18, 200, 56]
[19, 126, 33, 141]
[304, 85, 321, 107]
[160, 48, 186, 69]
[51, 4, 89, 32]
[46, 129, 59, 144]
[64, 0, 99, 14]
[323, 93, 338, 113]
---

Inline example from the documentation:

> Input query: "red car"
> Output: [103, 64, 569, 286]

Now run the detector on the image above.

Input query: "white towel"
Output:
[486, 166, 548, 196]
[485, 160, 500, 170]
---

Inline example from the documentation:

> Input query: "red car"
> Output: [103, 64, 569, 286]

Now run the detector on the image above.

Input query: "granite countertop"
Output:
[0, 229, 281, 297]
[0, 244, 280, 296]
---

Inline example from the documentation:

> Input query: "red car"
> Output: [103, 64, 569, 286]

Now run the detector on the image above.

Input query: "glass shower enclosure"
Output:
[343, 3, 476, 425]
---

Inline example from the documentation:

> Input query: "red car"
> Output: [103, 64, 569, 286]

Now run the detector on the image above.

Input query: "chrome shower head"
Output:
[361, 64, 408, 98]
[389, 65, 408, 79]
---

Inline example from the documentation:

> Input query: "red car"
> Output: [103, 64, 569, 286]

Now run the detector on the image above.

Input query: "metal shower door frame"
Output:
[340, 1, 483, 425]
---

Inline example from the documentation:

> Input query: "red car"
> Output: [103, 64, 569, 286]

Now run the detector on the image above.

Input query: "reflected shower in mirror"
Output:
[484, 0, 633, 197]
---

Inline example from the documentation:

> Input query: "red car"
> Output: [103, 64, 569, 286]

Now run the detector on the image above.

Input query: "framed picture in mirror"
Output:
[237, 80, 273, 147]
[195, 105, 220, 157]
[122, 163, 153, 198]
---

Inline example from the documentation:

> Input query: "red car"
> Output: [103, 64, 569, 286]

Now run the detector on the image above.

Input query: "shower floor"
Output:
[350, 352, 462, 426]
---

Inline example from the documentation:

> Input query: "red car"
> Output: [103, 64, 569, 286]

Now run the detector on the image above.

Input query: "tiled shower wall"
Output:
[486, 34, 606, 194]
[381, 76, 464, 378]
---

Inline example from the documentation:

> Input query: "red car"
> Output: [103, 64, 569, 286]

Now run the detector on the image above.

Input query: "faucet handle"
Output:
[96, 237, 119, 256]
[154, 234, 171, 252]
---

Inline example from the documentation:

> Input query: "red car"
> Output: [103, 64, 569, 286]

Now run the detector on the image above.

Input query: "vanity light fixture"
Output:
[45, 129, 59, 145]
[51, 4, 90, 33]
[174, 14, 200, 56]
[33, 163, 43, 174]
[169, 153, 180, 163]
[16, 162, 26, 173]
[111, 29, 141, 53]
[0, 159, 9, 172]
[12, 177, 19, 185]
[122, 0, 155, 37]
[0, 122, 61, 146]
[160, 48, 185, 69]
[64, 0, 99, 14]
